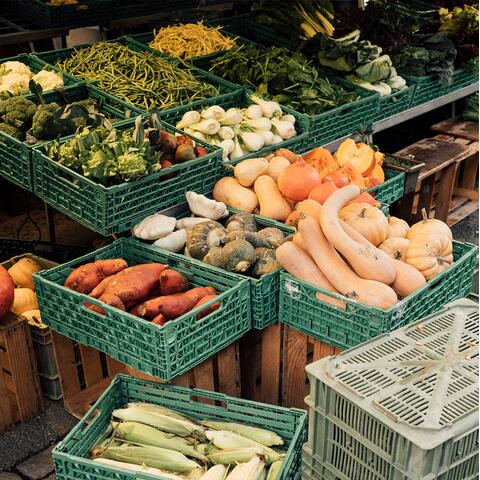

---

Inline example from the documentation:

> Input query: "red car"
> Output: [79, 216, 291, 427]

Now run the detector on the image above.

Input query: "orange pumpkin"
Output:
[303, 147, 337, 173]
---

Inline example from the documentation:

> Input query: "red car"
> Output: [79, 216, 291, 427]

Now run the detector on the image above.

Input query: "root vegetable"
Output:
[64, 259, 128, 294]
[160, 269, 189, 295]
[194, 294, 220, 319]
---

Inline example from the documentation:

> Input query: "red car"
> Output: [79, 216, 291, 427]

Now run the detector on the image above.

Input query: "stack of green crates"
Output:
[302, 298, 478, 480]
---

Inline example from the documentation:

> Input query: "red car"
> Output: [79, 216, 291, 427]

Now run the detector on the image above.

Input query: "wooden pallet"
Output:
[0, 312, 44, 433]
[240, 324, 341, 410]
[394, 125, 479, 225]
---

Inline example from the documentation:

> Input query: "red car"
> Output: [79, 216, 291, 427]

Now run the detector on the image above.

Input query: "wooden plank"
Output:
[64, 376, 114, 420]
[312, 340, 338, 362]
[2, 314, 43, 421]
[415, 174, 436, 221]
[192, 358, 215, 404]
[52, 332, 81, 400]
[239, 330, 259, 401]
[0, 369, 13, 433]
[282, 327, 308, 410]
[171, 373, 190, 388]
[447, 200, 479, 226]
[459, 155, 479, 192]
[453, 187, 479, 201]
[0, 348, 11, 372]
[431, 119, 479, 141]
[217, 343, 241, 398]
[106, 355, 128, 377]
[79, 344, 103, 388]
[435, 163, 458, 222]
[260, 323, 282, 405]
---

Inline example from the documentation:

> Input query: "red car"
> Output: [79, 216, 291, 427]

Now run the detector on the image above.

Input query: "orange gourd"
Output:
[387, 216, 410, 239]
[303, 147, 337, 173]
[308, 181, 338, 205]
[339, 203, 388, 246]
[379, 237, 410, 261]
[407, 209, 452, 242]
[277, 158, 322, 201]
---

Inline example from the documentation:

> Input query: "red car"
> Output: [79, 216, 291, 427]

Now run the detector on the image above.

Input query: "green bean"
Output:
[57, 42, 219, 111]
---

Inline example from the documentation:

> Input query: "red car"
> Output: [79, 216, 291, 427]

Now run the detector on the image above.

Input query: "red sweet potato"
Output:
[65, 259, 127, 294]
[160, 269, 189, 295]
[195, 294, 220, 320]
[184, 286, 216, 304]
[152, 313, 167, 325]
[0, 265, 14, 319]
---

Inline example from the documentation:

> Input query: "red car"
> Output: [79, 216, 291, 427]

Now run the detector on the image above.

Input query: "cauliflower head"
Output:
[0, 73, 31, 95]
[0, 61, 32, 77]
[32, 70, 64, 91]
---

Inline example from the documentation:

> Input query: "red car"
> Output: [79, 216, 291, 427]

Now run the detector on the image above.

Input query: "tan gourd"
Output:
[320, 185, 396, 284]
[390, 259, 426, 298]
[266, 156, 290, 181]
[11, 288, 38, 315]
[8, 257, 42, 290]
[254, 175, 292, 221]
[378, 237, 410, 261]
[299, 217, 397, 309]
[234, 157, 269, 187]
[339, 203, 388, 246]
[407, 208, 452, 241]
[213, 177, 258, 213]
[405, 235, 453, 280]
[276, 241, 344, 309]
[387, 216, 410, 239]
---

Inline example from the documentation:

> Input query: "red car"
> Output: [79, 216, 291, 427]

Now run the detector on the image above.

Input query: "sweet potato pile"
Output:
[64, 259, 219, 325]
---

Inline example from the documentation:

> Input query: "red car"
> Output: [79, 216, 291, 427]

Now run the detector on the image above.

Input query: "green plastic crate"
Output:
[17, 0, 111, 28]
[374, 86, 415, 122]
[158, 88, 311, 167]
[38, 373, 63, 400]
[53, 374, 307, 480]
[30, 326, 59, 378]
[32, 119, 223, 236]
[445, 68, 480, 95]
[304, 298, 478, 480]
[0, 82, 142, 192]
[279, 241, 478, 349]
[405, 74, 447, 107]
[152, 204, 293, 330]
[33, 38, 243, 116]
[34, 238, 251, 380]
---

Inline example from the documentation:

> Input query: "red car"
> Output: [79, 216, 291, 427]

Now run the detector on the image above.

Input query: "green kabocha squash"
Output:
[186, 220, 226, 260]
[203, 246, 224, 268]
[225, 213, 257, 233]
[225, 231, 271, 249]
[256, 227, 285, 248]
[250, 247, 281, 278]
[220, 239, 256, 273]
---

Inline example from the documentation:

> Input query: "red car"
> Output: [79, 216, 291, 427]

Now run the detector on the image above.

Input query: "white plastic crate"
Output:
[303, 298, 479, 480]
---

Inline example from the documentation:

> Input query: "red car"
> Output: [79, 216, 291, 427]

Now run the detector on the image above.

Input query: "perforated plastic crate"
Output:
[33, 119, 223, 236]
[445, 68, 480, 95]
[0, 83, 141, 193]
[374, 86, 415, 122]
[405, 75, 447, 107]
[34, 238, 251, 380]
[303, 298, 479, 480]
[158, 88, 310, 168]
[53, 374, 306, 480]
[280, 241, 478, 349]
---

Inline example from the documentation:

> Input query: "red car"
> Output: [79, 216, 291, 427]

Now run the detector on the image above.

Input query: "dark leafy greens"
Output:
[209, 44, 362, 115]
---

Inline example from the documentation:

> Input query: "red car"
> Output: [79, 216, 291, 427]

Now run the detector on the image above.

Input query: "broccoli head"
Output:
[0, 122, 23, 139]
[116, 151, 148, 181]
[28, 102, 60, 140]
[2, 96, 38, 130]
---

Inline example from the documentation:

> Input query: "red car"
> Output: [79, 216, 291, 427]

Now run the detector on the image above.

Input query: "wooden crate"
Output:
[240, 324, 341, 410]
[0, 312, 44, 433]
[393, 121, 479, 226]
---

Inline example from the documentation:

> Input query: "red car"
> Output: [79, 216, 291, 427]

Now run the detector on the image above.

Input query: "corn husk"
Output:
[113, 421, 206, 461]
[199, 464, 228, 480]
[93, 458, 184, 479]
[207, 447, 263, 465]
[113, 405, 204, 438]
[205, 430, 281, 464]
[226, 457, 264, 480]
[196, 443, 220, 456]
[202, 421, 283, 446]
[266, 460, 283, 480]
[93, 444, 200, 473]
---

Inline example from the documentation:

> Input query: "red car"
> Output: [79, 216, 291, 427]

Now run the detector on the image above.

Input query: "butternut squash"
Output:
[8, 257, 42, 290]
[234, 157, 269, 187]
[254, 175, 292, 221]
[213, 177, 258, 213]
[276, 241, 343, 309]
[299, 217, 397, 309]
[390, 259, 426, 298]
[320, 185, 396, 284]
[11, 288, 38, 315]
[267, 156, 290, 181]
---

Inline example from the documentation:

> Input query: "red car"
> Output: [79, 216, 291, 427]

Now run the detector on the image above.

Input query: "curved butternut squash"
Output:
[234, 157, 269, 187]
[254, 175, 292, 221]
[320, 185, 396, 284]
[276, 241, 344, 309]
[299, 217, 397, 309]
[390, 259, 426, 298]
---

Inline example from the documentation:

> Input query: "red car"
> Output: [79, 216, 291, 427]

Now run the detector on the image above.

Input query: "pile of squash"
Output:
[0, 257, 45, 326]
[212, 140, 385, 223]
[276, 185, 454, 309]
